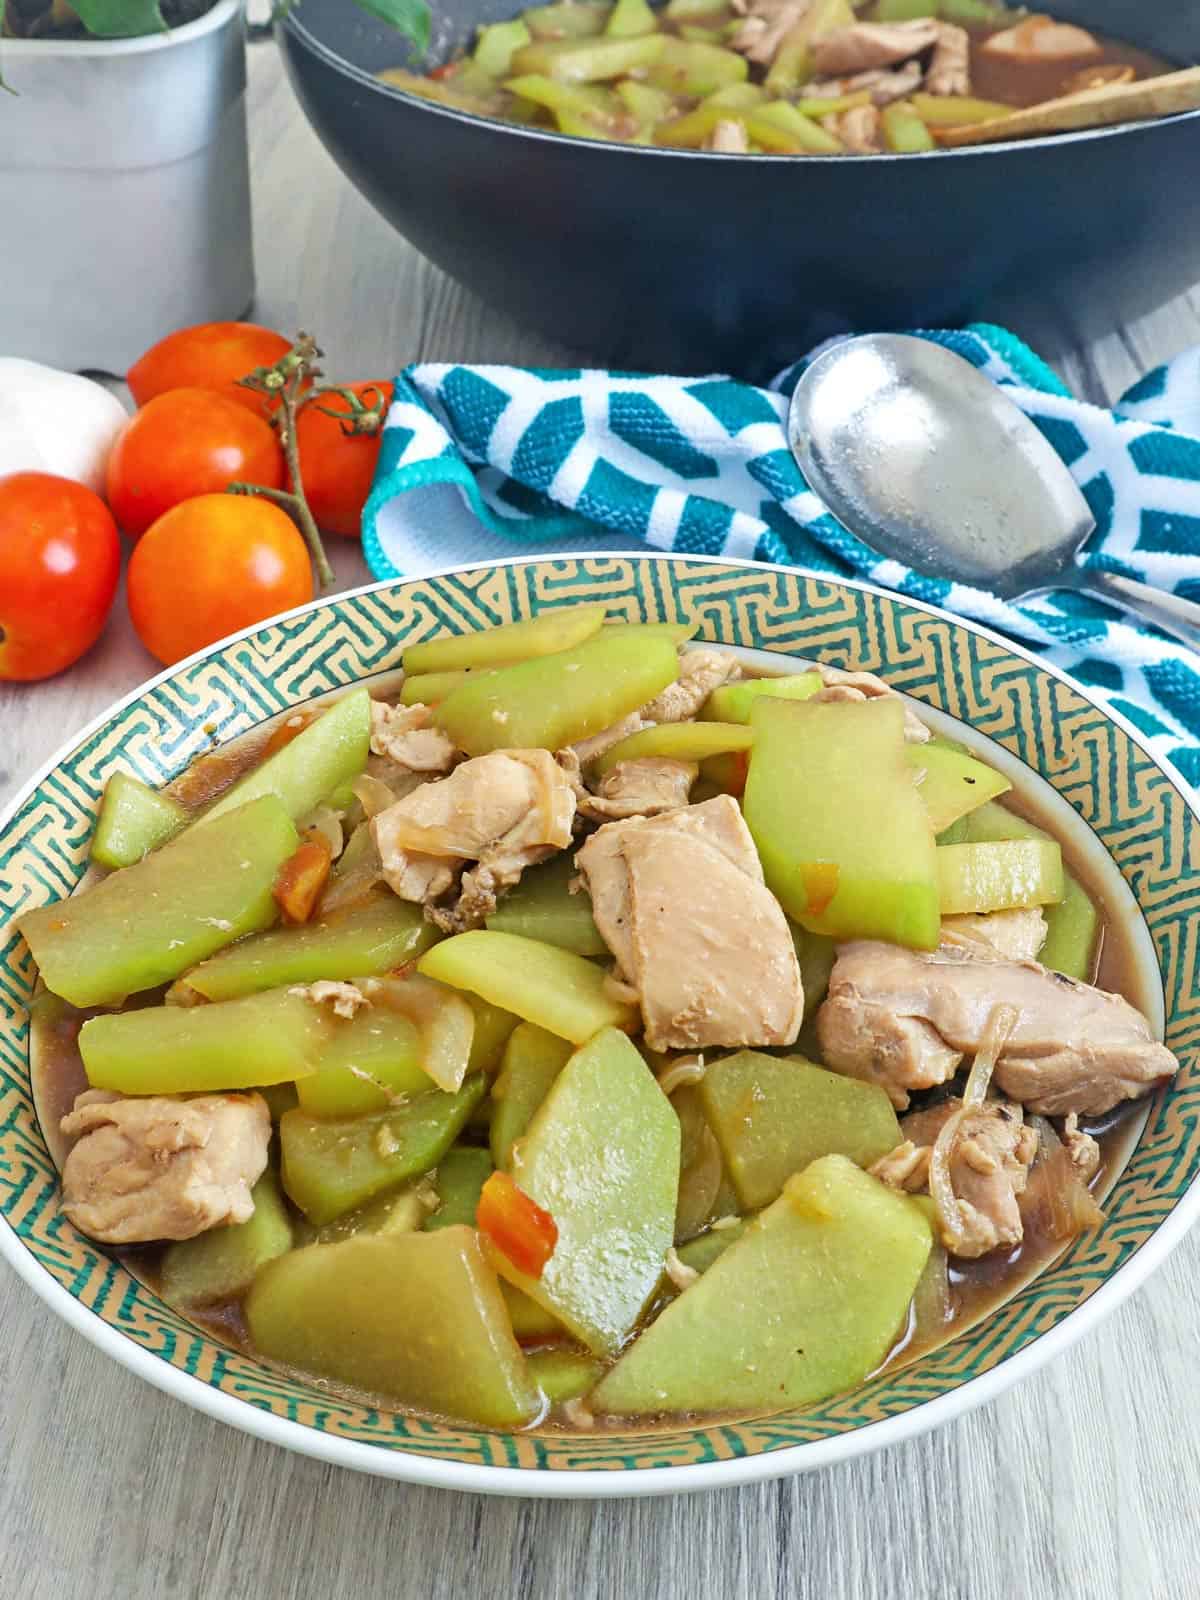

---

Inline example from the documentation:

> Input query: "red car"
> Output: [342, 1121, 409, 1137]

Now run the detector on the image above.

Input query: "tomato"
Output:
[126, 494, 313, 667]
[106, 388, 286, 538]
[0, 472, 121, 681]
[295, 381, 393, 539]
[476, 1171, 559, 1278]
[127, 322, 292, 415]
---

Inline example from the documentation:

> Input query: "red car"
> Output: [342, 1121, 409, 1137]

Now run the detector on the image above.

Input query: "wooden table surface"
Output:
[4, 41, 1200, 1600]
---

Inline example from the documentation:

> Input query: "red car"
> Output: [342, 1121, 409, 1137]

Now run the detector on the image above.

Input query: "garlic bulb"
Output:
[0, 358, 129, 496]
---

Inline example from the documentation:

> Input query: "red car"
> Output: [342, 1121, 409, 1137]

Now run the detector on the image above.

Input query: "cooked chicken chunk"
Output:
[373, 748, 576, 923]
[811, 18, 939, 76]
[577, 756, 697, 821]
[731, 0, 811, 66]
[941, 907, 1047, 963]
[928, 1097, 1038, 1258]
[868, 1138, 931, 1192]
[808, 60, 925, 106]
[288, 979, 371, 1019]
[569, 712, 646, 766]
[815, 664, 931, 742]
[369, 699, 458, 776]
[60, 1089, 270, 1245]
[925, 21, 970, 96]
[827, 103, 882, 153]
[873, 1091, 1037, 1258]
[706, 119, 751, 153]
[980, 15, 1101, 63]
[641, 649, 740, 724]
[576, 794, 803, 1052]
[817, 940, 1178, 1115]
[1062, 1112, 1101, 1183]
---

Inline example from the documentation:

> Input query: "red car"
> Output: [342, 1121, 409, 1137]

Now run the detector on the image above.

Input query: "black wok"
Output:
[278, 0, 1200, 377]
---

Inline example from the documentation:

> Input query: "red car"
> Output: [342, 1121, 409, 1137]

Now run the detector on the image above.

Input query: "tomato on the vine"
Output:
[0, 472, 121, 681]
[295, 381, 394, 539]
[105, 388, 285, 538]
[127, 322, 292, 415]
[126, 494, 313, 667]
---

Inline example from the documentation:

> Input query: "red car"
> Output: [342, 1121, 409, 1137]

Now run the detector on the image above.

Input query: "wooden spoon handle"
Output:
[939, 66, 1200, 148]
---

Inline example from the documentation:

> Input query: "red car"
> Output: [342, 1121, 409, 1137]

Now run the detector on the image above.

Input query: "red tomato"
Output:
[106, 388, 286, 538]
[126, 494, 313, 667]
[0, 472, 121, 682]
[127, 322, 293, 415]
[476, 1171, 559, 1278]
[295, 381, 393, 539]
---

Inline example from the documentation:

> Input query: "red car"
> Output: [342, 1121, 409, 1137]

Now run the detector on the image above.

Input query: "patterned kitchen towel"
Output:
[362, 325, 1200, 786]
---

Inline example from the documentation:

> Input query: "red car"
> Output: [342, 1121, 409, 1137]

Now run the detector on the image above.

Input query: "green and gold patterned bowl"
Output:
[3, 553, 1199, 1498]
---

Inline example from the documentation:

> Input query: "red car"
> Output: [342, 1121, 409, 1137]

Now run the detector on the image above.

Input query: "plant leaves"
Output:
[67, 0, 167, 38]
[348, 0, 430, 53]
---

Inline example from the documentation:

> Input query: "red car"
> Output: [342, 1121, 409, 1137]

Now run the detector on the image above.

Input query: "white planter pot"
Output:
[0, 0, 254, 374]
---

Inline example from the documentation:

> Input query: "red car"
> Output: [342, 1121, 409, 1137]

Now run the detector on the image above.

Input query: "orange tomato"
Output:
[106, 388, 286, 539]
[0, 472, 121, 682]
[126, 494, 313, 666]
[476, 1171, 559, 1278]
[295, 381, 394, 539]
[127, 321, 293, 415]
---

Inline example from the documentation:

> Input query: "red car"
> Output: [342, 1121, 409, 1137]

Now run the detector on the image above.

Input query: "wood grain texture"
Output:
[3, 41, 1200, 1600]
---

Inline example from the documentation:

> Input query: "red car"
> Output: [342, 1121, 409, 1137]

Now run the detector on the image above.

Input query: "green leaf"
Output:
[270, 0, 429, 53]
[67, 0, 167, 38]
[350, 0, 431, 53]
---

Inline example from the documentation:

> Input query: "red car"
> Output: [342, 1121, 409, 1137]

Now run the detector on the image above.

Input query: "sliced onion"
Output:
[352, 773, 397, 819]
[962, 1001, 1019, 1110]
[373, 973, 474, 1093]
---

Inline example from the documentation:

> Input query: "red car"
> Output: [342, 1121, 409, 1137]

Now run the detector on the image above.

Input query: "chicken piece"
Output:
[1062, 1112, 1100, 1183]
[1062, 62, 1134, 94]
[868, 1139, 930, 1192]
[817, 940, 1178, 1115]
[576, 794, 803, 1052]
[288, 979, 371, 1019]
[369, 699, 458, 777]
[941, 907, 1047, 964]
[807, 61, 925, 106]
[811, 18, 939, 77]
[980, 15, 1101, 64]
[815, 664, 930, 742]
[641, 649, 741, 725]
[569, 712, 646, 767]
[59, 1088, 270, 1245]
[373, 748, 576, 922]
[583, 757, 697, 821]
[826, 102, 882, 153]
[928, 1097, 1038, 1258]
[730, 0, 811, 66]
[925, 20, 969, 96]
[706, 119, 751, 153]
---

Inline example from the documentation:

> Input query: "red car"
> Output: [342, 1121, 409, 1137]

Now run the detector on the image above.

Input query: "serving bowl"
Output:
[276, 0, 1200, 376]
[2, 552, 1199, 1497]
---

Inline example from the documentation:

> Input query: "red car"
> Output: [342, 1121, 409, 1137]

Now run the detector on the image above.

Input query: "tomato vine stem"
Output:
[226, 333, 389, 591]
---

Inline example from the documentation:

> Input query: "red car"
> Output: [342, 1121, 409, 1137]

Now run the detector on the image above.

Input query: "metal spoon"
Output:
[787, 333, 1200, 652]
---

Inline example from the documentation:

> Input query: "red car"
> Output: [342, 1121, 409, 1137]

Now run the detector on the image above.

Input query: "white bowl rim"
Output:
[3, 548, 1198, 1500]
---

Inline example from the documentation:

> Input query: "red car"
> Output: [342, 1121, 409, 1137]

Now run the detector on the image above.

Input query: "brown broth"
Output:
[27, 662, 1165, 1436]
[968, 25, 1171, 110]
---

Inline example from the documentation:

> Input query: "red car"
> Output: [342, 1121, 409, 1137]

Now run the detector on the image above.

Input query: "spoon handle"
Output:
[1077, 570, 1200, 653]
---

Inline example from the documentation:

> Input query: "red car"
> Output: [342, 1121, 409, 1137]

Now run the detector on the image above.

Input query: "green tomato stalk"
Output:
[226, 332, 390, 591]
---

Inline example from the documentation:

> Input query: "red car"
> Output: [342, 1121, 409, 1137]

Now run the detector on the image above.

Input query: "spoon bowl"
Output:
[788, 334, 1200, 650]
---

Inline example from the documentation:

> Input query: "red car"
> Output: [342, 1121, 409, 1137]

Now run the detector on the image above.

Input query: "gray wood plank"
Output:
[3, 41, 1200, 1600]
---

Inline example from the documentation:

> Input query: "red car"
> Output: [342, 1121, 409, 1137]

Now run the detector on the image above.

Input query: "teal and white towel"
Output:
[363, 325, 1200, 786]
